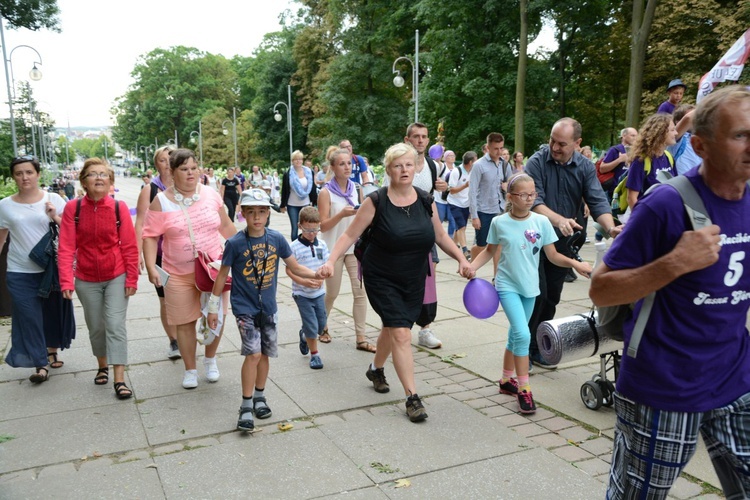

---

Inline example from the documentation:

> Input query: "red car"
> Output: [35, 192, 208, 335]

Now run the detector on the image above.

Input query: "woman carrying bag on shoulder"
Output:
[0, 155, 74, 384]
[143, 149, 237, 390]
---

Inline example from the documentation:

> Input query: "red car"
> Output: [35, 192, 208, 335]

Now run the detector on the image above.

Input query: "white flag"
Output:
[697, 28, 750, 103]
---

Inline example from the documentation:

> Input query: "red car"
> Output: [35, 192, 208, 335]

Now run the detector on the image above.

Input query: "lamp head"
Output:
[223, 129, 229, 136]
[274, 112, 282, 122]
[29, 64, 42, 81]
[393, 73, 405, 88]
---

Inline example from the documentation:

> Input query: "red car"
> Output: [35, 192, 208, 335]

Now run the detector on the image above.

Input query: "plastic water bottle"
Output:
[593, 241, 607, 270]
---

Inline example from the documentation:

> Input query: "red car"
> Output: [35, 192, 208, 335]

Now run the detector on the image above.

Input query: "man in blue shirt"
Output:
[525, 118, 619, 369]
[339, 139, 371, 185]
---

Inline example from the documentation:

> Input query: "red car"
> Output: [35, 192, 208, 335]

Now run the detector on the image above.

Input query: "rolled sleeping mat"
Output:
[536, 311, 623, 365]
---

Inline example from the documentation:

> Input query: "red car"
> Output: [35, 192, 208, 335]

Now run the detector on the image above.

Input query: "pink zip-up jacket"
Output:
[58, 194, 139, 290]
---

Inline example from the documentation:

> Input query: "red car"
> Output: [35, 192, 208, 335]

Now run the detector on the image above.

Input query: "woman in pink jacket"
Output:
[58, 158, 139, 399]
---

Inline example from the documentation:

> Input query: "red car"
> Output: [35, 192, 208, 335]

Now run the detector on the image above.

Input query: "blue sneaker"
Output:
[299, 329, 309, 355]
[310, 354, 323, 370]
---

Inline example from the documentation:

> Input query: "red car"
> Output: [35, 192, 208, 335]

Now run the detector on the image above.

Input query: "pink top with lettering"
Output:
[143, 187, 225, 276]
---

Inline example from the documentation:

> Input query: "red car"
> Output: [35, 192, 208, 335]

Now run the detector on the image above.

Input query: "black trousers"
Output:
[527, 224, 586, 355]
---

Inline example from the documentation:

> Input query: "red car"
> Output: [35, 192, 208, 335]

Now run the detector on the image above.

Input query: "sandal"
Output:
[319, 329, 332, 344]
[47, 351, 64, 369]
[253, 396, 273, 419]
[356, 340, 377, 353]
[114, 382, 133, 400]
[29, 366, 49, 384]
[94, 367, 109, 385]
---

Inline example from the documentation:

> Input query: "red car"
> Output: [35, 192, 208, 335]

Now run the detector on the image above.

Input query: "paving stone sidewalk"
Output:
[0, 177, 723, 499]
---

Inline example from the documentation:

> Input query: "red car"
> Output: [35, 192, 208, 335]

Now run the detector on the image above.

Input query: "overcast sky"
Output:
[1, 1, 553, 129]
[0, 0, 293, 127]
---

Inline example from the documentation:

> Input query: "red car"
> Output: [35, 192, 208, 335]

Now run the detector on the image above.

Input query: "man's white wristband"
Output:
[207, 294, 221, 314]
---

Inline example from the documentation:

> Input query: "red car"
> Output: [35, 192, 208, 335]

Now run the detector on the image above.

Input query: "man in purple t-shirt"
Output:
[599, 127, 637, 198]
[657, 78, 686, 114]
[591, 85, 750, 499]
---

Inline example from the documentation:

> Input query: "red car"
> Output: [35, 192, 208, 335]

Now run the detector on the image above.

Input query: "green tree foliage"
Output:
[0, 0, 59, 31]
[112, 46, 238, 157]
[641, 0, 750, 116]
[70, 136, 111, 160]
[299, 0, 421, 162]
[246, 28, 307, 169]
[416, 0, 540, 154]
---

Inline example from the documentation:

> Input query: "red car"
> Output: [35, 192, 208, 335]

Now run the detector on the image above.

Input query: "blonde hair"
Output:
[383, 143, 417, 179]
[505, 172, 535, 213]
[79, 158, 115, 189]
[153, 145, 174, 165]
[629, 114, 674, 163]
[291, 150, 305, 161]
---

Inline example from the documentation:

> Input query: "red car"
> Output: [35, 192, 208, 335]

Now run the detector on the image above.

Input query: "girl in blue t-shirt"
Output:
[470, 173, 592, 414]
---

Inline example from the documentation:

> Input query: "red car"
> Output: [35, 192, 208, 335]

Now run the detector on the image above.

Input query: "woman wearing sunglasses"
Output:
[0, 155, 75, 383]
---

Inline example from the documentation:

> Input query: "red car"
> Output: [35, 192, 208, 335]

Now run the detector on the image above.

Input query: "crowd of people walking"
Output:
[2, 81, 750, 499]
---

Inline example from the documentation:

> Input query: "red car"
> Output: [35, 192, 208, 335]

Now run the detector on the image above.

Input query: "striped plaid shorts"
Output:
[607, 391, 750, 500]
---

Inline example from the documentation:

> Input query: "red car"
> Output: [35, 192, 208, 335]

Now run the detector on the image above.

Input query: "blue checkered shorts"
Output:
[607, 391, 750, 499]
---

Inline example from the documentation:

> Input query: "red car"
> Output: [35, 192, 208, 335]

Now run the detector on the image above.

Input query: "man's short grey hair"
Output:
[694, 85, 750, 139]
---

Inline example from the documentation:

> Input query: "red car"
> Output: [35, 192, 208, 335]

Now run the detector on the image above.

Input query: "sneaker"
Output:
[463, 249, 471, 261]
[365, 365, 390, 393]
[204, 358, 220, 383]
[418, 329, 442, 349]
[253, 396, 272, 419]
[530, 352, 557, 370]
[299, 329, 309, 355]
[237, 406, 254, 431]
[405, 394, 428, 422]
[182, 370, 198, 389]
[528, 359, 534, 374]
[517, 389, 537, 414]
[564, 269, 577, 282]
[167, 339, 181, 360]
[309, 354, 324, 369]
[499, 378, 519, 395]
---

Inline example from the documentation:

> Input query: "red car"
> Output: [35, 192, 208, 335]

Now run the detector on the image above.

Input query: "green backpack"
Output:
[611, 150, 674, 215]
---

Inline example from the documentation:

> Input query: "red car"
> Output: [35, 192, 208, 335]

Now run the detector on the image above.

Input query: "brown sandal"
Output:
[47, 351, 64, 369]
[319, 329, 332, 343]
[356, 340, 376, 353]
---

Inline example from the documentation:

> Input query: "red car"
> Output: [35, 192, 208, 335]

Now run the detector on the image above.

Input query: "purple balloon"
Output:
[463, 278, 499, 319]
[428, 144, 444, 160]
[129, 207, 137, 216]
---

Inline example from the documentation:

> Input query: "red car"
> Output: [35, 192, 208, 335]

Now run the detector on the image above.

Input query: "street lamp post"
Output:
[222, 107, 238, 169]
[272, 85, 293, 163]
[0, 24, 43, 157]
[392, 29, 420, 123]
[190, 121, 203, 167]
[139, 145, 153, 170]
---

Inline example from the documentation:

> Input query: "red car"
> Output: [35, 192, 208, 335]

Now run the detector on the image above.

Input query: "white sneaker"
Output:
[167, 339, 181, 360]
[182, 369, 198, 389]
[204, 357, 220, 383]
[418, 329, 442, 349]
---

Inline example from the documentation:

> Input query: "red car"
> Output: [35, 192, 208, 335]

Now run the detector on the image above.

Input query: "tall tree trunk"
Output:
[514, 0, 528, 153]
[625, 0, 659, 127]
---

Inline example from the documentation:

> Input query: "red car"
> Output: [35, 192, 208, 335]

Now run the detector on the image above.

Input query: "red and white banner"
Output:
[697, 28, 750, 103]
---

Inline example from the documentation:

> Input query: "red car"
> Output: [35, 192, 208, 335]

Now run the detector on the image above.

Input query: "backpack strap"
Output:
[75, 198, 121, 243]
[425, 157, 437, 194]
[627, 175, 711, 358]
